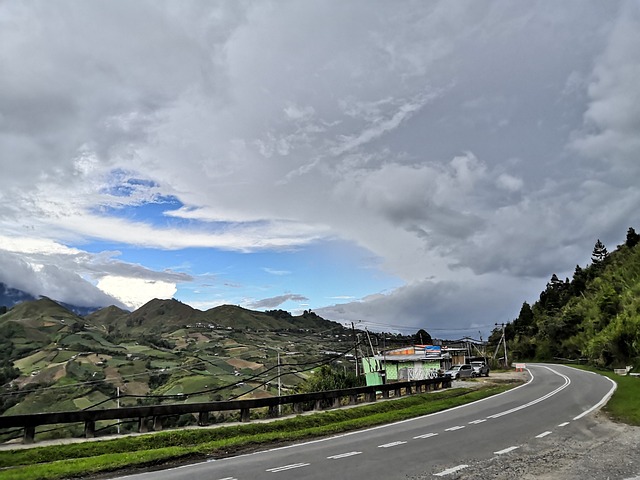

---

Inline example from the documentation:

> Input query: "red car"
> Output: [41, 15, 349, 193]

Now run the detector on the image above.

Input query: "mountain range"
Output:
[0, 282, 100, 316]
[0, 291, 353, 433]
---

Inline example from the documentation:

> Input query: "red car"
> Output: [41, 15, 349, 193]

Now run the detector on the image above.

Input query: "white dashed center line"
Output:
[558, 421, 570, 427]
[414, 432, 438, 439]
[536, 431, 552, 438]
[266, 463, 310, 473]
[327, 451, 362, 459]
[469, 419, 486, 424]
[378, 441, 407, 448]
[444, 425, 465, 431]
[434, 464, 469, 476]
[494, 446, 519, 455]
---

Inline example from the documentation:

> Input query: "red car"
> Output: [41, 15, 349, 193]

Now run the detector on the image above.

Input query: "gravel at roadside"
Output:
[446, 413, 640, 480]
[413, 370, 640, 480]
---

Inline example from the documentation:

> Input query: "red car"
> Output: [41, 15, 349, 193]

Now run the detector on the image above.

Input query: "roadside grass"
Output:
[567, 365, 640, 426]
[0, 384, 514, 480]
[605, 374, 640, 425]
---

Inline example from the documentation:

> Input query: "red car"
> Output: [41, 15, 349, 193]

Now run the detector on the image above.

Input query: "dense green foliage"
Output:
[495, 227, 640, 369]
[296, 365, 364, 393]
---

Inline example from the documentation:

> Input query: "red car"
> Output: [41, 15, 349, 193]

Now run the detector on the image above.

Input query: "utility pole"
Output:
[494, 323, 509, 368]
[351, 322, 360, 376]
[117, 387, 120, 435]
[277, 352, 282, 415]
[382, 335, 387, 384]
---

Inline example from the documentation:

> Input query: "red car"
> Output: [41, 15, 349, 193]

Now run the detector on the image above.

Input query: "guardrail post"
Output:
[394, 387, 401, 397]
[349, 394, 357, 405]
[198, 411, 209, 426]
[293, 403, 303, 414]
[240, 408, 250, 422]
[366, 391, 376, 402]
[84, 420, 95, 438]
[268, 405, 278, 418]
[153, 416, 163, 431]
[314, 399, 323, 411]
[382, 389, 389, 399]
[23, 425, 35, 444]
[138, 417, 149, 433]
[333, 397, 341, 408]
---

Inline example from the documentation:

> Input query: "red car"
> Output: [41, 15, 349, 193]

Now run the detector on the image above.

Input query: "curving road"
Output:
[112, 364, 616, 480]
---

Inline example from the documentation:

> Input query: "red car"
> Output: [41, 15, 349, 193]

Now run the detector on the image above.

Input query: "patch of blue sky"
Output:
[92, 195, 203, 230]
[101, 169, 158, 197]
[175, 240, 403, 310]
[79, 239, 402, 312]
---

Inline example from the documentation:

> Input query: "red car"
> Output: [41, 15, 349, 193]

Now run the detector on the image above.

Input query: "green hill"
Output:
[0, 297, 352, 428]
[0, 297, 84, 354]
[500, 227, 640, 369]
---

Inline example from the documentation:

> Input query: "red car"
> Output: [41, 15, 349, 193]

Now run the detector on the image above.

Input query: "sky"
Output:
[1, 1, 639, 339]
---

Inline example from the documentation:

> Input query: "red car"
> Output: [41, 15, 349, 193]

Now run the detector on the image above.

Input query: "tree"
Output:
[626, 227, 640, 248]
[513, 302, 536, 335]
[571, 265, 587, 296]
[592, 239, 609, 264]
[414, 328, 432, 345]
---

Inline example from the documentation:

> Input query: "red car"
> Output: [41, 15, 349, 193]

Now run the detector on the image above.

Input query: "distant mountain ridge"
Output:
[85, 297, 340, 333]
[0, 283, 36, 309]
[0, 294, 351, 421]
[0, 282, 102, 316]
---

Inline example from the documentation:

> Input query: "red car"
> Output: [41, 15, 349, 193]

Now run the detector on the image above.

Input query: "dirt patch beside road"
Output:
[419, 369, 640, 480]
[447, 413, 640, 480]
[451, 369, 529, 389]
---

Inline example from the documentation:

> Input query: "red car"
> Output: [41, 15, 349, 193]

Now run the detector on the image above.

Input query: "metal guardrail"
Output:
[0, 377, 451, 444]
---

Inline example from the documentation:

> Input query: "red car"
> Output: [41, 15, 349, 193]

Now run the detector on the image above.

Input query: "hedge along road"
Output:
[109, 365, 616, 480]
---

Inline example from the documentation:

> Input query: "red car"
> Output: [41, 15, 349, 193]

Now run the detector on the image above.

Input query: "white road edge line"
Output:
[487, 366, 570, 419]
[434, 464, 469, 476]
[572, 374, 617, 420]
[494, 446, 519, 455]
[536, 431, 552, 438]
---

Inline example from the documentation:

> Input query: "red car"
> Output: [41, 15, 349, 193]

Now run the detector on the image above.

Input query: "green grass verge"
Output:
[566, 364, 640, 425]
[0, 384, 515, 480]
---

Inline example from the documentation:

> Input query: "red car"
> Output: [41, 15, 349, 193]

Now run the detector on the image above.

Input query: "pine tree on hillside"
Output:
[513, 301, 536, 335]
[592, 239, 609, 264]
[626, 227, 640, 248]
[571, 265, 588, 296]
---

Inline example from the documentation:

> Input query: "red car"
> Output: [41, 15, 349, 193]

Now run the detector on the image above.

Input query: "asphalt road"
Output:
[111, 364, 616, 480]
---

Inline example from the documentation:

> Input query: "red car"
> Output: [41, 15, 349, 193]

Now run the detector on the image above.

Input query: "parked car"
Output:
[470, 360, 490, 377]
[444, 364, 474, 380]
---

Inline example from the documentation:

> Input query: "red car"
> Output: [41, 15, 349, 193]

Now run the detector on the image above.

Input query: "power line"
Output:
[352, 319, 496, 332]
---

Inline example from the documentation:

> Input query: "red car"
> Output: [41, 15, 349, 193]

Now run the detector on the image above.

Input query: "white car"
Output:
[444, 364, 474, 379]
[471, 361, 490, 377]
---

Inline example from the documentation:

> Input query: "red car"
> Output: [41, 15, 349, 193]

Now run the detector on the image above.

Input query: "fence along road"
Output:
[107, 364, 616, 480]
[0, 377, 451, 444]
